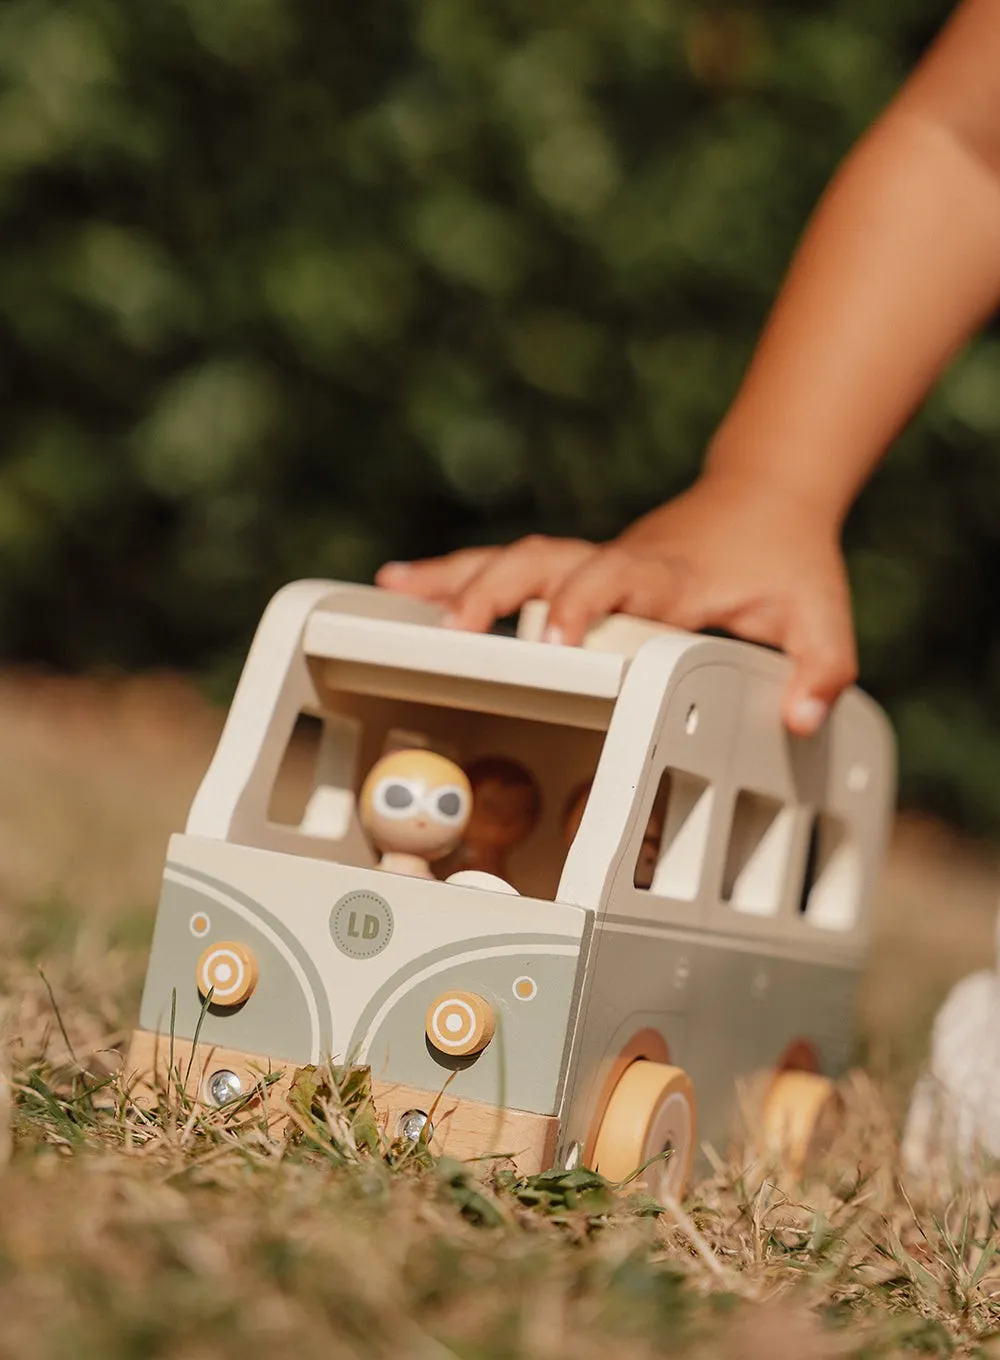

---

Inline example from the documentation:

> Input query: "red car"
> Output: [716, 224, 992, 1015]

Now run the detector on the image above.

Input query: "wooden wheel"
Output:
[591, 1061, 696, 1201]
[760, 1071, 841, 1173]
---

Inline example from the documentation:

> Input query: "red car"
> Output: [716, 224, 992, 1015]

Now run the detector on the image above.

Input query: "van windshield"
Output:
[265, 665, 613, 902]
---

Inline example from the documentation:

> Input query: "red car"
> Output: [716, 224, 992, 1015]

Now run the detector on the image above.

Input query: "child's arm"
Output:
[378, 0, 1000, 734]
[696, 0, 1000, 526]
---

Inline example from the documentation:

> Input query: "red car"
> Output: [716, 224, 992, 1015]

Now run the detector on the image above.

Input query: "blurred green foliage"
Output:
[4, 0, 1000, 832]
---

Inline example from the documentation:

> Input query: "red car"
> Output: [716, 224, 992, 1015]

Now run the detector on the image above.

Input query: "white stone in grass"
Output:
[902, 906, 1000, 1178]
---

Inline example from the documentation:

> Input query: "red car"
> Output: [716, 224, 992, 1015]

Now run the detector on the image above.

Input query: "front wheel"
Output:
[591, 1060, 696, 1201]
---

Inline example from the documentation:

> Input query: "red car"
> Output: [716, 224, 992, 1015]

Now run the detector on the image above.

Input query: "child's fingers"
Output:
[443, 537, 597, 634]
[545, 549, 694, 644]
[376, 547, 497, 601]
[781, 592, 858, 736]
[377, 540, 857, 743]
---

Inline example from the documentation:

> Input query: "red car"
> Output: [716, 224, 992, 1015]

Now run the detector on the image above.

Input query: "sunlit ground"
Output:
[2, 670, 999, 1358]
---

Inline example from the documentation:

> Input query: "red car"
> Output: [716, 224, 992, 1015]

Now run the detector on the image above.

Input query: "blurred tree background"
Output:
[3, 0, 999, 832]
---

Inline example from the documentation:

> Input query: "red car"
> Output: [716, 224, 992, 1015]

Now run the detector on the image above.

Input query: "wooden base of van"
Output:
[124, 1029, 559, 1175]
[124, 1028, 297, 1128]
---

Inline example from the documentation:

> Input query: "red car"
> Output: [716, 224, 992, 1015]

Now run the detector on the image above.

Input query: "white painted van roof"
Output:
[303, 609, 628, 703]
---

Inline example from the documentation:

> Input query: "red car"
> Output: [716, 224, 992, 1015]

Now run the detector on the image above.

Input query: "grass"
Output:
[3, 669, 1000, 1359]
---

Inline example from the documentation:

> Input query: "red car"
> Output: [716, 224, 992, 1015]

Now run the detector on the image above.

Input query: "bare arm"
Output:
[630, 0, 1000, 537]
[380, 0, 1000, 732]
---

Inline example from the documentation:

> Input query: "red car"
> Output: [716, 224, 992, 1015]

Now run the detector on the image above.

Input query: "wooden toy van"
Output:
[126, 580, 896, 1197]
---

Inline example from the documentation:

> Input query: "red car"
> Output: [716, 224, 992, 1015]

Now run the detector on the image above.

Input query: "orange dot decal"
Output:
[512, 976, 537, 1001]
[190, 913, 210, 937]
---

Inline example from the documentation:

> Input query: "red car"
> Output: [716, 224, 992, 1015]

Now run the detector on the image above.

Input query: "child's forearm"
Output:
[705, 110, 1000, 525]
[629, 0, 1000, 542]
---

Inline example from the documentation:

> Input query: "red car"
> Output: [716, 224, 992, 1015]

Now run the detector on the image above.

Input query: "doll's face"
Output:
[360, 750, 472, 862]
[465, 765, 540, 854]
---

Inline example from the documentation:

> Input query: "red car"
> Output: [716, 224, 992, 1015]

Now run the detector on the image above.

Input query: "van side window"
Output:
[267, 712, 329, 830]
[797, 812, 860, 932]
[633, 769, 713, 901]
[722, 791, 797, 918]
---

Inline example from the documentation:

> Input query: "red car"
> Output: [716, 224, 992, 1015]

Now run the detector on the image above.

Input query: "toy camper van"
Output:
[126, 580, 895, 1197]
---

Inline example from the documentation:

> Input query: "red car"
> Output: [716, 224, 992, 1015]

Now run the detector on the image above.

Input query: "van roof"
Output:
[304, 608, 629, 730]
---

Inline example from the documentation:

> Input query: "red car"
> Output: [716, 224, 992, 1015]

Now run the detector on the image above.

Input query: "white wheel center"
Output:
[202, 948, 244, 998]
[430, 998, 476, 1048]
[643, 1091, 692, 1196]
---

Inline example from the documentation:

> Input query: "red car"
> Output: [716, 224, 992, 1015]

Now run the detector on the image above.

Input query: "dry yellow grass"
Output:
[3, 669, 1000, 1359]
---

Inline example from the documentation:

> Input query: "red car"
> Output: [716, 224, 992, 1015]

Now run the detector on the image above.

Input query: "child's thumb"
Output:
[781, 602, 858, 737]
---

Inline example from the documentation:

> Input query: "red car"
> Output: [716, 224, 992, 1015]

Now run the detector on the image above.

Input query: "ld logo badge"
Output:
[331, 891, 394, 960]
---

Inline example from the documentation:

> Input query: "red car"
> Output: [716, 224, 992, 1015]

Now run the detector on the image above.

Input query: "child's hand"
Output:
[375, 470, 856, 736]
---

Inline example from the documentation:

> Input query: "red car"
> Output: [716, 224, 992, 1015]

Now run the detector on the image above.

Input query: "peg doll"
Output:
[360, 748, 472, 879]
[452, 756, 542, 884]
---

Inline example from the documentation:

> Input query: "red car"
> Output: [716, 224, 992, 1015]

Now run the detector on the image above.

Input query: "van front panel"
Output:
[138, 833, 591, 1117]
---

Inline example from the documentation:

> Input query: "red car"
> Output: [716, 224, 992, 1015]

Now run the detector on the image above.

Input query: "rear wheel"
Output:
[592, 1060, 696, 1201]
[760, 1070, 841, 1173]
